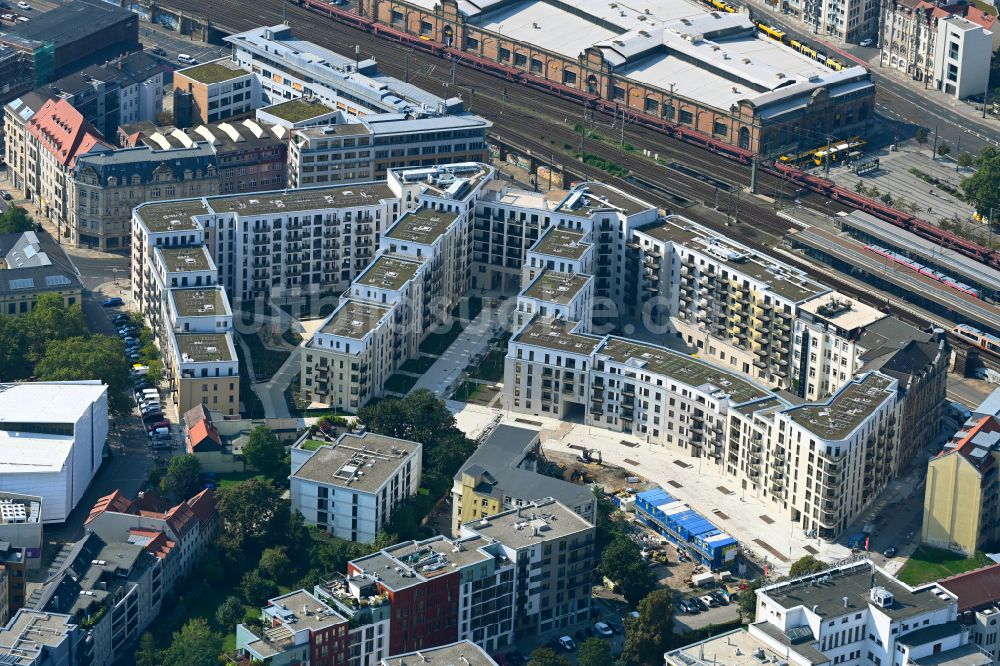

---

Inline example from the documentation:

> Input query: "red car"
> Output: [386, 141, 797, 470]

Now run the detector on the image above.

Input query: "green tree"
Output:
[259, 546, 292, 585]
[135, 633, 159, 666]
[937, 141, 952, 158]
[879, 192, 894, 206]
[358, 389, 456, 445]
[215, 595, 246, 629]
[853, 180, 866, 194]
[789, 555, 826, 577]
[162, 618, 222, 666]
[165, 454, 202, 501]
[915, 127, 929, 146]
[0, 316, 29, 379]
[621, 589, 675, 666]
[958, 152, 976, 171]
[216, 477, 289, 548]
[527, 647, 571, 666]
[599, 534, 657, 605]
[963, 147, 1000, 217]
[35, 335, 131, 416]
[243, 426, 285, 478]
[20, 294, 86, 362]
[578, 637, 613, 666]
[0, 206, 34, 234]
[738, 578, 763, 619]
[241, 568, 279, 606]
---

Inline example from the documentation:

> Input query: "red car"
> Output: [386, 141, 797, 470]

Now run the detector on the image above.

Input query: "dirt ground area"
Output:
[543, 448, 655, 494]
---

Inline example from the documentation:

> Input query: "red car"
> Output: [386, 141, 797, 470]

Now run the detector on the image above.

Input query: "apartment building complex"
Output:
[0, 610, 81, 665]
[300, 163, 490, 411]
[290, 431, 422, 543]
[451, 424, 597, 534]
[940, 564, 1000, 663]
[666, 559, 991, 666]
[0, 231, 82, 316]
[172, 58, 256, 124]
[785, 0, 881, 42]
[922, 389, 1000, 556]
[880, 0, 997, 99]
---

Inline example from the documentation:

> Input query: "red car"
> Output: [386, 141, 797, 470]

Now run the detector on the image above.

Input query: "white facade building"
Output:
[0, 382, 108, 523]
[290, 432, 422, 543]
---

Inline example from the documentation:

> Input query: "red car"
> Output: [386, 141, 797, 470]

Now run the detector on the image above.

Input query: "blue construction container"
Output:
[635, 487, 739, 571]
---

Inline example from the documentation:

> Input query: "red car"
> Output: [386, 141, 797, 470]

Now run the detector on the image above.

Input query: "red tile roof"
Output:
[25, 99, 107, 167]
[86, 490, 132, 524]
[186, 488, 217, 524]
[164, 502, 197, 538]
[131, 490, 168, 514]
[940, 564, 1000, 614]
[187, 418, 222, 453]
[130, 529, 175, 560]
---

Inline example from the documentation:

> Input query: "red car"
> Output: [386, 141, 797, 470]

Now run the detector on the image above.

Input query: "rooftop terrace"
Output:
[157, 245, 213, 274]
[264, 98, 336, 123]
[169, 286, 228, 318]
[175, 332, 235, 364]
[513, 316, 603, 355]
[385, 207, 458, 246]
[559, 182, 654, 217]
[599, 337, 772, 404]
[355, 255, 423, 291]
[176, 58, 247, 84]
[381, 640, 499, 665]
[208, 183, 395, 217]
[293, 432, 419, 493]
[530, 227, 591, 261]
[784, 372, 896, 441]
[383, 535, 494, 580]
[521, 270, 591, 305]
[136, 199, 209, 233]
[318, 300, 391, 340]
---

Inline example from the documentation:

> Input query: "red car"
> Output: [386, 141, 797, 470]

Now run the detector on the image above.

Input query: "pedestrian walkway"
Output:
[251, 347, 301, 419]
[412, 302, 505, 396]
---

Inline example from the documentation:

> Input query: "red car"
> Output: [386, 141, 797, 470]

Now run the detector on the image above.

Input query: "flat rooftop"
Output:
[354, 255, 423, 291]
[264, 98, 337, 123]
[558, 182, 654, 217]
[800, 291, 885, 331]
[298, 122, 372, 138]
[521, 270, 591, 305]
[293, 432, 419, 493]
[392, 163, 493, 200]
[175, 332, 235, 364]
[665, 628, 789, 666]
[513, 316, 603, 355]
[530, 227, 591, 261]
[318, 300, 391, 340]
[135, 199, 209, 233]
[385, 207, 458, 246]
[207, 183, 395, 217]
[381, 640, 499, 665]
[0, 381, 106, 424]
[599, 337, 772, 404]
[0, 611, 75, 665]
[640, 216, 827, 302]
[176, 58, 247, 84]
[266, 590, 346, 632]
[762, 560, 952, 621]
[465, 499, 593, 548]
[157, 245, 214, 274]
[784, 372, 896, 440]
[169, 286, 228, 318]
[383, 536, 492, 580]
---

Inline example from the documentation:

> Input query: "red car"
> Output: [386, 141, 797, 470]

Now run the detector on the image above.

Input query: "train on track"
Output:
[865, 245, 982, 298]
[751, 19, 847, 70]
[290, 0, 1000, 272]
[952, 324, 1000, 358]
[779, 136, 865, 167]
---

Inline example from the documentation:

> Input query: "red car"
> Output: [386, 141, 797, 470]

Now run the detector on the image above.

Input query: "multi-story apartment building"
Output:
[44, 51, 164, 142]
[0, 610, 81, 666]
[451, 424, 597, 534]
[172, 58, 256, 124]
[70, 143, 219, 250]
[784, 0, 881, 42]
[123, 118, 287, 194]
[236, 589, 352, 665]
[3, 92, 53, 194]
[290, 431, 422, 543]
[381, 642, 498, 666]
[923, 390, 1000, 556]
[665, 559, 992, 666]
[300, 163, 491, 411]
[940, 564, 1000, 663]
[16, 98, 108, 240]
[880, 0, 996, 99]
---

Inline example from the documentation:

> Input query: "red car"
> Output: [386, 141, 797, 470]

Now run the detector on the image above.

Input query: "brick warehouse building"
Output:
[356, 0, 875, 154]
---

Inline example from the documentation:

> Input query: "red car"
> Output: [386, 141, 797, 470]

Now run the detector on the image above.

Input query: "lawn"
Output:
[384, 373, 419, 394]
[895, 546, 991, 585]
[419, 321, 464, 356]
[451, 380, 482, 402]
[239, 332, 291, 380]
[469, 334, 510, 382]
[216, 471, 265, 490]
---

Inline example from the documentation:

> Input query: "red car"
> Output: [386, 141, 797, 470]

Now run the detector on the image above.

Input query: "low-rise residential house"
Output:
[0, 231, 82, 316]
[290, 431, 422, 543]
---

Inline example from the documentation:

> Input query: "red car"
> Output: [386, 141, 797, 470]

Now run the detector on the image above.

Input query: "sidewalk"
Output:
[411, 302, 504, 396]
[251, 347, 301, 419]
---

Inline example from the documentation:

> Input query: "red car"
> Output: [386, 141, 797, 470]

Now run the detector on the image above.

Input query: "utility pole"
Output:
[750, 157, 758, 194]
[620, 106, 625, 146]
[450, 60, 456, 85]
[404, 54, 409, 82]
[824, 136, 832, 177]
[932, 124, 939, 161]
[580, 98, 587, 157]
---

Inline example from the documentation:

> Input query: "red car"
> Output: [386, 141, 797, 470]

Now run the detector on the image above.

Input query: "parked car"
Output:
[148, 427, 170, 437]
[146, 420, 170, 432]
[102, 297, 123, 307]
[177, 53, 196, 64]
[16, 2, 30, 10]
[0, 191, 12, 199]
[141, 412, 164, 423]
[710, 591, 729, 606]
[556, 636, 575, 652]
[860, 38, 873, 47]
[691, 597, 707, 612]
[884, 546, 897, 558]
[150, 46, 166, 56]
[606, 621, 621, 634]
[594, 622, 613, 636]
[700, 595, 718, 608]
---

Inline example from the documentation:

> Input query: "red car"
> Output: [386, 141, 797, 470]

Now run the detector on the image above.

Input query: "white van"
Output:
[177, 54, 196, 65]
[141, 389, 159, 398]
[148, 427, 169, 437]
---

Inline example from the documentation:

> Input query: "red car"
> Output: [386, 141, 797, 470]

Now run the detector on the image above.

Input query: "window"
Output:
[679, 109, 694, 124]
[644, 98, 659, 113]
[713, 121, 728, 137]
[530, 58, 542, 73]
[420, 20, 433, 35]
[514, 53, 527, 67]
[498, 47, 511, 61]
[562, 70, 576, 85]
[612, 86, 625, 101]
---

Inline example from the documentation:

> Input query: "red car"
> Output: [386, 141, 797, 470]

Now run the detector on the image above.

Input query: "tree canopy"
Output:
[243, 426, 286, 478]
[962, 147, 1000, 217]
[789, 554, 826, 577]
[527, 647, 572, 666]
[214, 595, 246, 629]
[0, 206, 34, 235]
[621, 589, 675, 666]
[599, 533, 657, 605]
[216, 477, 289, 549]
[164, 454, 202, 501]
[578, 637, 613, 666]
[161, 618, 221, 666]
[35, 334, 132, 416]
